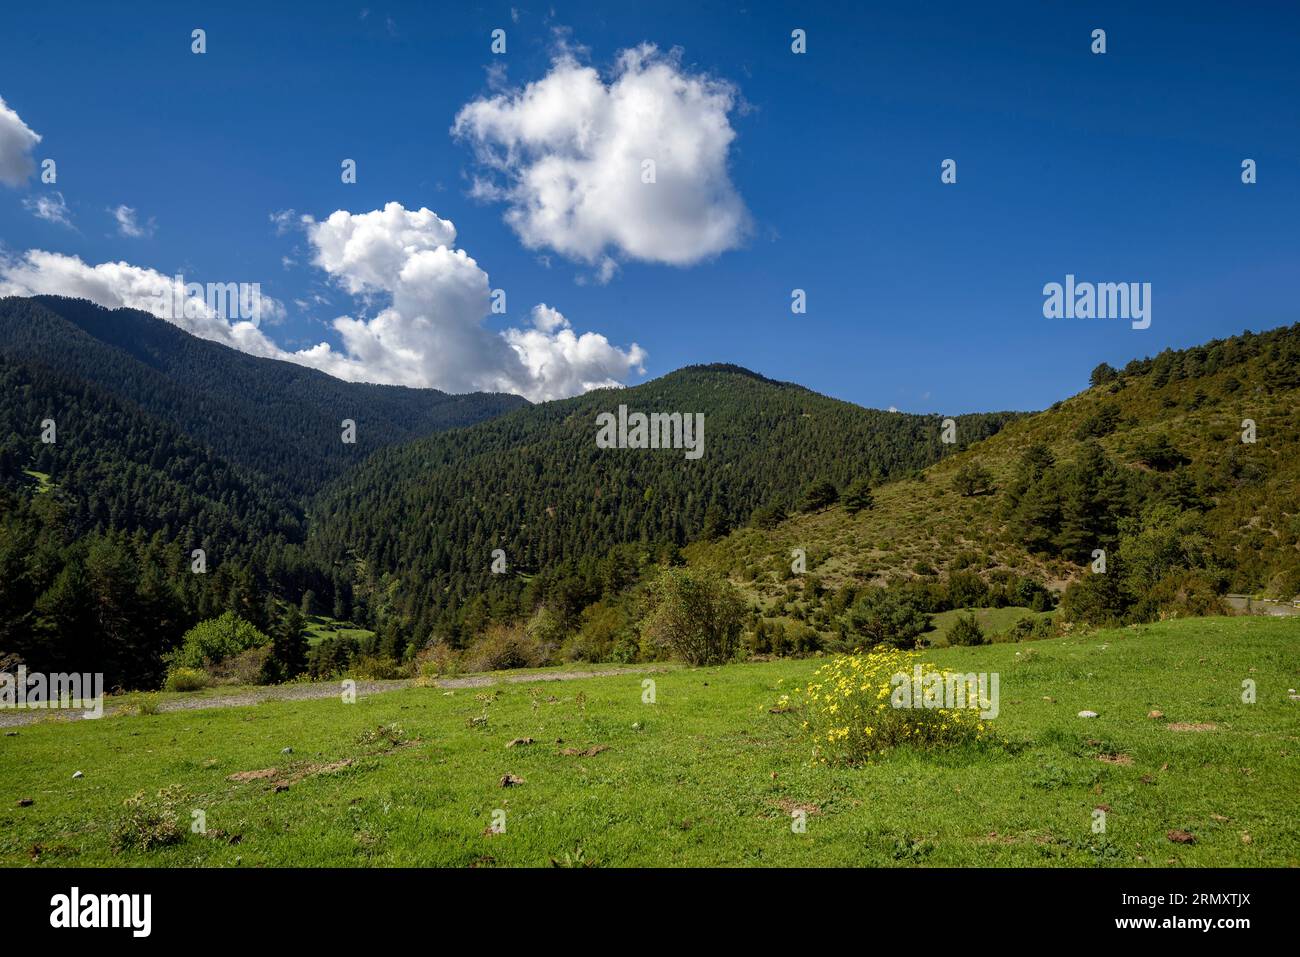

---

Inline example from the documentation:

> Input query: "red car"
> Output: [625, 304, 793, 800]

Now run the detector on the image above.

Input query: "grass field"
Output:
[302, 613, 375, 649]
[926, 606, 1050, 645]
[1, 616, 1296, 867]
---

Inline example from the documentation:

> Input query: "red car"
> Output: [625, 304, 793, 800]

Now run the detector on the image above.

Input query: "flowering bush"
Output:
[797, 648, 990, 764]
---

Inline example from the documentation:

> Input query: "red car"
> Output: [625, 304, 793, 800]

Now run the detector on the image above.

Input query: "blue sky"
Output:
[1, 1, 1297, 412]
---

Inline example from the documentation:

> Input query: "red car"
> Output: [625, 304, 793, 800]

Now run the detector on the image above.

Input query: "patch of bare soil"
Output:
[776, 798, 822, 817]
[1096, 754, 1134, 765]
[227, 759, 354, 791]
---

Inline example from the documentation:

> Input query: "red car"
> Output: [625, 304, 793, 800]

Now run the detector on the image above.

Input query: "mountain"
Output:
[681, 323, 1300, 645]
[0, 295, 526, 684]
[5, 287, 1293, 688]
[0, 296, 527, 499]
[0, 349, 303, 684]
[306, 363, 1020, 644]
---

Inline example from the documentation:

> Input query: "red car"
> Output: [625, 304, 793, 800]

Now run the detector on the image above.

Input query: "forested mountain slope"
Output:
[307, 363, 1020, 642]
[0, 297, 526, 499]
[685, 323, 1300, 638]
[0, 295, 526, 684]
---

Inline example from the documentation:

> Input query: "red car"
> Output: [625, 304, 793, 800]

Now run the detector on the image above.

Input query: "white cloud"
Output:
[110, 204, 155, 238]
[0, 95, 41, 187]
[23, 191, 73, 227]
[0, 250, 285, 354]
[453, 44, 750, 274]
[1, 203, 645, 402]
[502, 303, 646, 398]
[299, 202, 644, 399]
[269, 208, 297, 234]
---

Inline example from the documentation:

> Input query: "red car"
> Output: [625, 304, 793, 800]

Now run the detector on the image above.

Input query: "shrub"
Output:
[1060, 572, 1128, 626]
[356, 723, 407, 748]
[797, 649, 990, 764]
[952, 462, 994, 497]
[167, 612, 268, 671]
[1012, 576, 1054, 610]
[413, 641, 460, 679]
[1029, 590, 1055, 613]
[308, 635, 360, 679]
[462, 622, 552, 673]
[789, 623, 823, 655]
[841, 588, 931, 650]
[641, 568, 745, 665]
[947, 612, 987, 646]
[348, 655, 404, 680]
[208, 645, 269, 685]
[1004, 614, 1054, 641]
[1140, 570, 1225, 620]
[945, 570, 989, 608]
[110, 785, 185, 853]
[163, 667, 209, 692]
[562, 602, 627, 662]
[523, 607, 567, 659]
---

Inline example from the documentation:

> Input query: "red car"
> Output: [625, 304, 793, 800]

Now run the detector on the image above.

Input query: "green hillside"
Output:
[0, 296, 523, 687]
[0, 296, 526, 500]
[307, 363, 1019, 645]
[684, 322, 1300, 643]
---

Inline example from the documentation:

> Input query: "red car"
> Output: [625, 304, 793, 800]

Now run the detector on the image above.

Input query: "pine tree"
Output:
[801, 479, 839, 512]
[843, 478, 874, 514]
[270, 606, 308, 680]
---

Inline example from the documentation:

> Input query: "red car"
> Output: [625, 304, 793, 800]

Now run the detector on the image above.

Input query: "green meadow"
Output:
[2, 616, 1296, 867]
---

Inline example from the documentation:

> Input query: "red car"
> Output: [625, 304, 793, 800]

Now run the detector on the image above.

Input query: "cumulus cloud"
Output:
[1, 203, 645, 402]
[453, 44, 749, 276]
[502, 304, 647, 398]
[0, 95, 41, 187]
[298, 202, 644, 398]
[0, 250, 285, 355]
[23, 191, 73, 227]
[110, 204, 155, 238]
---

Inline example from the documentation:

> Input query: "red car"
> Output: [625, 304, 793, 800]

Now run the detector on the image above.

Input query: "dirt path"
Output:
[0, 666, 672, 729]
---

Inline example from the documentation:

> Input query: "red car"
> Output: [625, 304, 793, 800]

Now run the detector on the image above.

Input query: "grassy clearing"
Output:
[302, 613, 374, 648]
[21, 470, 52, 494]
[1, 616, 1296, 867]
[926, 606, 1050, 645]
